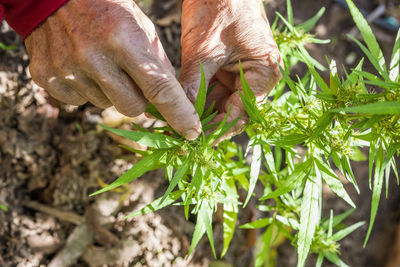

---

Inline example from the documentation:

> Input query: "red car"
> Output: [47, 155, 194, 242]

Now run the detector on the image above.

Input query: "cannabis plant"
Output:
[91, 0, 400, 266]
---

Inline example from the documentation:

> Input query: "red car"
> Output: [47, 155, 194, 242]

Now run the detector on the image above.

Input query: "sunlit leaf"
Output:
[90, 150, 167, 196]
[297, 174, 321, 267]
[126, 190, 184, 218]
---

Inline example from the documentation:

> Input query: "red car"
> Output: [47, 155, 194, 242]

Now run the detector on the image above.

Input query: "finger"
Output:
[84, 62, 148, 118]
[64, 73, 112, 109]
[47, 78, 87, 106]
[215, 70, 236, 91]
[120, 56, 201, 140]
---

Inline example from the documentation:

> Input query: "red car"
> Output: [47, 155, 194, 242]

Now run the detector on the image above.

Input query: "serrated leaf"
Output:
[299, 49, 329, 93]
[160, 156, 191, 204]
[255, 225, 274, 267]
[145, 103, 166, 121]
[100, 124, 178, 149]
[240, 218, 273, 229]
[347, 34, 388, 80]
[314, 159, 355, 207]
[345, 0, 385, 70]
[297, 175, 321, 267]
[260, 160, 312, 200]
[321, 209, 355, 229]
[268, 134, 308, 146]
[297, 7, 325, 32]
[390, 29, 400, 81]
[331, 102, 400, 115]
[90, 150, 167, 196]
[195, 63, 207, 117]
[244, 144, 262, 207]
[222, 202, 238, 257]
[286, 0, 294, 26]
[125, 190, 184, 218]
[239, 63, 266, 125]
[316, 254, 324, 267]
[331, 221, 365, 241]
[188, 201, 215, 257]
[309, 112, 334, 142]
[324, 252, 350, 267]
[364, 143, 385, 247]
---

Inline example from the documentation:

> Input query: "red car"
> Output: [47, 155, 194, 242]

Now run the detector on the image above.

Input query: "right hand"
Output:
[25, 0, 201, 140]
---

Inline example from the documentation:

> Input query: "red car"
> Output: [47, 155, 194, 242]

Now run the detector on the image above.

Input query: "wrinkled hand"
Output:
[25, 0, 201, 140]
[180, 0, 282, 137]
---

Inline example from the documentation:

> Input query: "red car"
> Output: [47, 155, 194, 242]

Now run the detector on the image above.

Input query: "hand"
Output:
[25, 0, 201, 140]
[180, 0, 282, 138]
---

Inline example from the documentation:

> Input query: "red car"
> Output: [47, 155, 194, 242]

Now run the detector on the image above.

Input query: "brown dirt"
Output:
[1, 0, 399, 267]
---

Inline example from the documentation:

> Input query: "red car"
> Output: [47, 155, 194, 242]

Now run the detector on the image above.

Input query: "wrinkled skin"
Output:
[180, 0, 283, 138]
[25, 0, 201, 140]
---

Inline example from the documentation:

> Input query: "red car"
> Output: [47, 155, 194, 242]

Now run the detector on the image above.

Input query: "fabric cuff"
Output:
[2, 0, 70, 40]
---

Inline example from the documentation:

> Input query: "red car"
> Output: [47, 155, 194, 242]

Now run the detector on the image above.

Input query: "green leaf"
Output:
[222, 202, 238, 257]
[299, 48, 330, 93]
[345, 0, 385, 69]
[331, 221, 365, 241]
[286, 0, 294, 26]
[308, 112, 334, 142]
[297, 174, 321, 267]
[0, 43, 17, 51]
[297, 7, 325, 32]
[100, 124, 179, 149]
[390, 29, 400, 81]
[255, 225, 274, 267]
[0, 204, 8, 212]
[240, 218, 273, 229]
[314, 159, 355, 207]
[324, 252, 350, 267]
[316, 254, 324, 267]
[364, 143, 385, 247]
[160, 156, 191, 204]
[125, 190, 184, 218]
[260, 160, 312, 200]
[145, 103, 166, 121]
[244, 144, 262, 207]
[347, 34, 388, 80]
[321, 209, 355, 229]
[188, 201, 215, 257]
[90, 150, 167, 196]
[369, 140, 377, 189]
[195, 63, 207, 118]
[239, 63, 266, 125]
[268, 134, 308, 146]
[331, 102, 400, 115]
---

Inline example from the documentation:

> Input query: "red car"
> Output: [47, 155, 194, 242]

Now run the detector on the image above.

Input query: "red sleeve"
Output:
[0, 0, 70, 40]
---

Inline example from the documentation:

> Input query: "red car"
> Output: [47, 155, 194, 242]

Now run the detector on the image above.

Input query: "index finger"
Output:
[120, 54, 202, 140]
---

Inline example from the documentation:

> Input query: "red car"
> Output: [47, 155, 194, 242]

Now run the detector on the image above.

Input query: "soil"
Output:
[1, 0, 399, 267]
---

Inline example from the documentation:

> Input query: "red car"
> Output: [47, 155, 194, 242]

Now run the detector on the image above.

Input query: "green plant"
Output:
[91, 0, 400, 266]
[0, 42, 17, 51]
[0, 203, 8, 212]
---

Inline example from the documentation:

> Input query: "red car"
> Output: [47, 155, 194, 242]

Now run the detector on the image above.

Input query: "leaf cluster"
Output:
[92, 0, 400, 266]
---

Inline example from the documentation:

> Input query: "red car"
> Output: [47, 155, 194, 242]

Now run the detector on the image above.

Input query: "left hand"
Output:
[180, 0, 283, 138]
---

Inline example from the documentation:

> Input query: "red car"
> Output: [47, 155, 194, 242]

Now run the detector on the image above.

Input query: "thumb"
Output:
[179, 58, 221, 103]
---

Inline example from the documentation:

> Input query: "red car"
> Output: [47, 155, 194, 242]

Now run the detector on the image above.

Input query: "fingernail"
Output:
[185, 128, 200, 141]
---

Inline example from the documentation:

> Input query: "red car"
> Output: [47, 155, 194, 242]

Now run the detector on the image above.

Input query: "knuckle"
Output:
[74, 46, 97, 68]
[143, 77, 174, 105]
